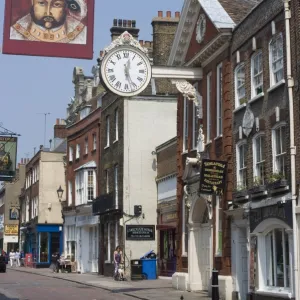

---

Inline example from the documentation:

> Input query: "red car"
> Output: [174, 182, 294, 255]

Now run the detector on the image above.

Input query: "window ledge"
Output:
[91, 149, 96, 153]
[181, 151, 188, 156]
[113, 139, 119, 144]
[249, 92, 264, 104]
[104, 260, 112, 264]
[233, 103, 247, 113]
[267, 79, 285, 93]
[206, 140, 212, 145]
[214, 134, 223, 141]
[181, 253, 188, 258]
[104, 145, 110, 150]
[215, 253, 222, 258]
[255, 290, 292, 299]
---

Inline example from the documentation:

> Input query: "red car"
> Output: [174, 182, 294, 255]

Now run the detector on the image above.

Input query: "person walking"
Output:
[15, 249, 20, 267]
[9, 249, 15, 267]
[113, 246, 123, 279]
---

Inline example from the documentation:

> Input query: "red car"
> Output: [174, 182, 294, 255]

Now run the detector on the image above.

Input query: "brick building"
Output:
[63, 67, 103, 274]
[228, 0, 297, 299]
[92, 14, 179, 277]
[167, 0, 257, 298]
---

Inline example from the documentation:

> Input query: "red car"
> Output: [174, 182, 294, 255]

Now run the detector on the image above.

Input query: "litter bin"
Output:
[140, 250, 157, 280]
[131, 259, 143, 280]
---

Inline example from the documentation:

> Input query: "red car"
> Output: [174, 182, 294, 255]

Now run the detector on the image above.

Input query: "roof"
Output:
[52, 140, 67, 153]
[74, 161, 97, 172]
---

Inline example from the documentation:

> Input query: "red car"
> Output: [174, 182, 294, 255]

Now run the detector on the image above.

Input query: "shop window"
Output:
[51, 232, 60, 257]
[251, 51, 263, 97]
[272, 124, 287, 176]
[105, 223, 111, 263]
[39, 232, 48, 263]
[236, 140, 247, 189]
[269, 34, 284, 86]
[215, 196, 223, 256]
[265, 229, 290, 288]
[253, 133, 266, 184]
[235, 63, 246, 107]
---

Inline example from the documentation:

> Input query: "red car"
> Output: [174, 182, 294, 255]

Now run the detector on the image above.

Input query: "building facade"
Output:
[63, 67, 102, 274]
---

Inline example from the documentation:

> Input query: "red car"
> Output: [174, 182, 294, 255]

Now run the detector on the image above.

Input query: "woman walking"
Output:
[113, 246, 122, 279]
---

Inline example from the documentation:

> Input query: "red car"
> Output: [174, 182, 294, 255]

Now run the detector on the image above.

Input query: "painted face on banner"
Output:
[31, 0, 67, 29]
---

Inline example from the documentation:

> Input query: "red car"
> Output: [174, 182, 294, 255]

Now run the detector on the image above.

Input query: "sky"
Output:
[0, 0, 183, 162]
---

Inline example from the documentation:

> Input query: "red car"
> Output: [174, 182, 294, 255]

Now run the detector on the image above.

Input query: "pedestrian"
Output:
[15, 249, 20, 267]
[113, 245, 123, 279]
[9, 249, 15, 267]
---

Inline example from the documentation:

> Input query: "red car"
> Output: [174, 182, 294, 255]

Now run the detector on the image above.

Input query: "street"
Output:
[0, 269, 209, 300]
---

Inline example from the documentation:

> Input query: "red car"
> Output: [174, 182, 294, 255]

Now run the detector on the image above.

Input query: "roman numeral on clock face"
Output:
[137, 62, 143, 66]
[124, 84, 129, 90]
[115, 81, 121, 89]
[123, 52, 129, 58]
[108, 69, 114, 73]
[116, 54, 121, 60]
[109, 75, 116, 82]
[139, 70, 145, 74]
[137, 77, 143, 82]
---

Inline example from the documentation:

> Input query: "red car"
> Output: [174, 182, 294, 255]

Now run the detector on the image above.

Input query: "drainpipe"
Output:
[283, 0, 299, 299]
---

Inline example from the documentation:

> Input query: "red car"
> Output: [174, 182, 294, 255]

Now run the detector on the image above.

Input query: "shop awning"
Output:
[156, 224, 176, 230]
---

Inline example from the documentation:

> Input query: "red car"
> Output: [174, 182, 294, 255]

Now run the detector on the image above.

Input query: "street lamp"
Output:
[57, 186, 64, 202]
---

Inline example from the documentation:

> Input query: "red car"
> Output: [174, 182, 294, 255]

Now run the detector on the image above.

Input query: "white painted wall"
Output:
[123, 96, 176, 261]
[38, 152, 65, 224]
[157, 177, 176, 201]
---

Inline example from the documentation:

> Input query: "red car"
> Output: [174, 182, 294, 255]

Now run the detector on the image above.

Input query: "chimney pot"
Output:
[56, 118, 59, 125]
[158, 11, 163, 17]
[175, 11, 180, 18]
[145, 41, 151, 48]
[113, 19, 117, 26]
[123, 20, 127, 27]
[166, 11, 171, 18]
[132, 20, 136, 28]
[100, 50, 103, 57]
[139, 40, 144, 46]
[21, 158, 24, 164]
[40, 145, 43, 150]
[118, 19, 122, 27]
[128, 20, 132, 27]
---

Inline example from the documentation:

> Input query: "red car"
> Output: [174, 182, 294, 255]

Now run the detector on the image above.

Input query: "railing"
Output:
[92, 192, 122, 215]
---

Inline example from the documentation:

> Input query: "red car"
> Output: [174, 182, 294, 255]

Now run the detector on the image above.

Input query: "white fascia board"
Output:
[152, 66, 202, 80]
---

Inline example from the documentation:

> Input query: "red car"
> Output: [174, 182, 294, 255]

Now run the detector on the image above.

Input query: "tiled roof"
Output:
[218, 0, 261, 24]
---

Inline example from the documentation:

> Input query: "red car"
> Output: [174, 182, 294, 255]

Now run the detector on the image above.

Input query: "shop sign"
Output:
[199, 159, 227, 195]
[249, 201, 293, 233]
[126, 225, 155, 241]
[162, 212, 177, 223]
[4, 224, 18, 235]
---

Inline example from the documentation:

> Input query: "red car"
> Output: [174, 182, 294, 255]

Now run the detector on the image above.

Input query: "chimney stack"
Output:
[54, 118, 67, 139]
[175, 11, 180, 18]
[21, 158, 24, 164]
[166, 11, 171, 18]
[110, 18, 140, 41]
[158, 11, 163, 17]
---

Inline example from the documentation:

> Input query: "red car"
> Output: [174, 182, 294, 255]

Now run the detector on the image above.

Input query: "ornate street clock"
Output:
[100, 32, 152, 97]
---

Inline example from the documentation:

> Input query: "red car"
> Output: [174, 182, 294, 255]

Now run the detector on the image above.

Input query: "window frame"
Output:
[236, 140, 248, 189]
[114, 165, 118, 208]
[252, 132, 266, 185]
[84, 137, 88, 155]
[272, 122, 287, 176]
[114, 109, 119, 142]
[216, 63, 223, 137]
[69, 146, 73, 162]
[76, 144, 80, 160]
[206, 72, 212, 143]
[235, 63, 246, 107]
[251, 50, 263, 98]
[106, 116, 110, 148]
[269, 33, 284, 87]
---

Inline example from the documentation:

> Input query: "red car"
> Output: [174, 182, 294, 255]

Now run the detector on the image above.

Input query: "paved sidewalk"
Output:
[8, 266, 210, 300]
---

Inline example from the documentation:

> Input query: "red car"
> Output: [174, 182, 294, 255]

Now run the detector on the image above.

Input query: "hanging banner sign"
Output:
[2, 0, 95, 59]
[0, 136, 17, 182]
[199, 159, 227, 195]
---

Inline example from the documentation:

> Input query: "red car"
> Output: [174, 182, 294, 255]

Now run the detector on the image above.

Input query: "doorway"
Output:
[237, 227, 248, 300]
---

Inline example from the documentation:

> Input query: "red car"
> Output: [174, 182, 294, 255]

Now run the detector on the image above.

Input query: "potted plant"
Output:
[249, 176, 266, 194]
[232, 184, 248, 199]
[239, 98, 248, 105]
[267, 173, 288, 189]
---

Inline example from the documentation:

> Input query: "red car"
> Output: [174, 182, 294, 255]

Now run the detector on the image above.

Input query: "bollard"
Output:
[212, 269, 219, 300]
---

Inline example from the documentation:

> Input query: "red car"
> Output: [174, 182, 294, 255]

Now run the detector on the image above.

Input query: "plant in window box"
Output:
[266, 173, 288, 189]
[248, 176, 266, 194]
[239, 98, 248, 106]
[232, 184, 248, 199]
[256, 86, 263, 95]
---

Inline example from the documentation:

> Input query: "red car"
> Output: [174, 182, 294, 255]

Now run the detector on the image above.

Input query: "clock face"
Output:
[101, 46, 152, 97]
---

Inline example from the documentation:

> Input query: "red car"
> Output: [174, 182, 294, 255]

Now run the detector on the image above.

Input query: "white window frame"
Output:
[252, 132, 266, 185]
[93, 133, 97, 150]
[76, 144, 80, 159]
[106, 223, 111, 263]
[251, 51, 263, 97]
[215, 196, 222, 256]
[235, 63, 246, 107]
[236, 140, 247, 189]
[206, 72, 212, 143]
[69, 146, 73, 162]
[114, 165, 118, 208]
[84, 138, 88, 155]
[75, 168, 96, 205]
[114, 109, 119, 142]
[272, 122, 287, 176]
[106, 116, 110, 147]
[87, 170, 95, 202]
[68, 180, 72, 206]
[183, 97, 189, 152]
[269, 33, 284, 87]
[216, 63, 223, 137]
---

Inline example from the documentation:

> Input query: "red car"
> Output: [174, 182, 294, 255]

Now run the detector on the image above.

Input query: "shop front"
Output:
[157, 200, 177, 277]
[64, 215, 76, 264]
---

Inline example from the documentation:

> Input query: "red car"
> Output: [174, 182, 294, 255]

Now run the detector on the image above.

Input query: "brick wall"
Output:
[156, 141, 177, 179]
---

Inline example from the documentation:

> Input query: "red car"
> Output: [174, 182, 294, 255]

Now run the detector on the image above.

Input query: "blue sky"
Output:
[0, 0, 183, 162]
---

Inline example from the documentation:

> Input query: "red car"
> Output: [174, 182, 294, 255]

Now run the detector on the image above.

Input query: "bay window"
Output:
[270, 34, 284, 86]
[75, 168, 96, 205]
[251, 51, 263, 97]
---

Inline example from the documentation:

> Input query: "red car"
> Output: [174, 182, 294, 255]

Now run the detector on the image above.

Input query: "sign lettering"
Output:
[126, 225, 155, 241]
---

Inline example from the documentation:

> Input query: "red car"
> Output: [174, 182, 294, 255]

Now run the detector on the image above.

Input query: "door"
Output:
[238, 228, 248, 300]
[199, 224, 211, 291]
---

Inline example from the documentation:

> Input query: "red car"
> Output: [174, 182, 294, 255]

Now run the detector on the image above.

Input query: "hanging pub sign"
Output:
[0, 136, 17, 182]
[9, 207, 19, 220]
[2, 0, 95, 59]
[126, 225, 155, 241]
[199, 159, 227, 195]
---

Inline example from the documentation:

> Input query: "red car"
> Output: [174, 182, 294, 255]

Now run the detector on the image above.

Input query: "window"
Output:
[183, 97, 189, 152]
[106, 116, 110, 147]
[87, 170, 95, 201]
[251, 51, 263, 97]
[75, 170, 84, 205]
[76, 144, 80, 159]
[69, 146, 73, 162]
[265, 229, 290, 289]
[235, 64, 246, 107]
[273, 125, 287, 176]
[193, 102, 198, 149]
[89, 227, 93, 261]
[207, 72, 212, 142]
[80, 106, 91, 120]
[39, 232, 48, 263]
[115, 109, 119, 141]
[85, 138, 88, 155]
[106, 223, 111, 263]
[215, 196, 222, 256]
[65, 225, 76, 262]
[270, 34, 284, 86]
[237, 141, 247, 189]
[115, 222, 119, 248]
[216, 63, 223, 136]
[105, 169, 109, 194]
[93, 134, 96, 150]
[114, 165, 118, 208]
[68, 181, 72, 206]
[253, 134, 266, 184]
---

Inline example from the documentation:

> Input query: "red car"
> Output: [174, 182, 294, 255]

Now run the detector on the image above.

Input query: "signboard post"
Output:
[0, 136, 17, 182]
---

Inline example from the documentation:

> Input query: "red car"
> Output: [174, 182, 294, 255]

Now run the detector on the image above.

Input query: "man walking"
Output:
[15, 249, 20, 267]
[9, 249, 15, 267]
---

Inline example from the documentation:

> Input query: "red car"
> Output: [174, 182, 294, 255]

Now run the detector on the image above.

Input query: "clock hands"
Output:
[124, 59, 134, 91]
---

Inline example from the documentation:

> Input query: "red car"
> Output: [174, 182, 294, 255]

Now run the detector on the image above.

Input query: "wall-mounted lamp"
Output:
[57, 185, 64, 202]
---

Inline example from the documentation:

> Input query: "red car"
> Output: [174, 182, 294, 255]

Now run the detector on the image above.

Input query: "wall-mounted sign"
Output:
[2, 0, 95, 59]
[199, 159, 227, 195]
[9, 207, 19, 220]
[126, 225, 155, 241]
[249, 201, 293, 233]
[0, 136, 17, 182]
[4, 224, 19, 236]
